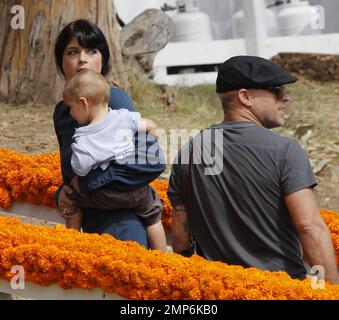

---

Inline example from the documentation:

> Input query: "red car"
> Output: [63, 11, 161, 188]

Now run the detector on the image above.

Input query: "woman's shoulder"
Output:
[53, 100, 67, 123]
[109, 87, 136, 112]
[55, 100, 66, 110]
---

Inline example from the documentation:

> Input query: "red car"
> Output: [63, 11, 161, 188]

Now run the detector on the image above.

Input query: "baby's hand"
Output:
[139, 118, 158, 139]
[70, 176, 80, 194]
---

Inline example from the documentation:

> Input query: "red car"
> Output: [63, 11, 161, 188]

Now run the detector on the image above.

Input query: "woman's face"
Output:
[62, 37, 102, 80]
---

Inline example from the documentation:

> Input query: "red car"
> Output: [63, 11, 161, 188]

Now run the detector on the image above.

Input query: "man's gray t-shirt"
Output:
[168, 121, 317, 279]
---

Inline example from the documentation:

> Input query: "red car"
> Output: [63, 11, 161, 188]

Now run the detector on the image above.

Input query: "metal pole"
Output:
[242, 0, 268, 56]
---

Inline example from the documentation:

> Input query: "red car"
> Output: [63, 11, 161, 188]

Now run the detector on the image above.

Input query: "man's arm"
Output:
[285, 188, 338, 284]
[171, 204, 193, 256]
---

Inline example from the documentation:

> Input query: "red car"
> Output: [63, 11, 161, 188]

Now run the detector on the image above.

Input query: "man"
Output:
[167, 56, 338, 283]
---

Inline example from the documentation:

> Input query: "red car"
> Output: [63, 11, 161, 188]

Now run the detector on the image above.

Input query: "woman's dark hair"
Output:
[54, 19, 111, 77]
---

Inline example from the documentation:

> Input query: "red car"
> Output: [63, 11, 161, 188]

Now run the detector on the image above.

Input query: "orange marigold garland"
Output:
[319, 209, 339, 265]
[0, 148, 339, 299]
[0, 183, 11, 209]
[0, 215, 338, 300]
[0, 149, 62, 208]
[150, 179, 172, 228]
[0, 149, 173, 227]
[0, 149, 339, 259]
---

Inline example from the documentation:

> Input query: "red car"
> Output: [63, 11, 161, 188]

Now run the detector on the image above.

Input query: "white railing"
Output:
[0, 279, 124, 300]
[0, 201, 64, 224]
[0, 203, 126, 300]
[153, 33, 339, 87]
[153, 0, 339, 87]
[0, 201, 172, 300]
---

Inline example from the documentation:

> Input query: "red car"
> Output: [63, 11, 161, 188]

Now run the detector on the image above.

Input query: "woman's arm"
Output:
[108, 87, 136, 112]
[53, 100, 78, 185]
[53, 101, 80, 211]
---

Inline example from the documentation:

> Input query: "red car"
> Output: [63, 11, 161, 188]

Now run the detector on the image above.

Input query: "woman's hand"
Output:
[57, 185, 79, 217]
[70, 176, 81, 194]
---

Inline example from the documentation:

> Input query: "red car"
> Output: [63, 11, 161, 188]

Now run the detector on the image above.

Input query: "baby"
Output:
[62, 69, 166, 252]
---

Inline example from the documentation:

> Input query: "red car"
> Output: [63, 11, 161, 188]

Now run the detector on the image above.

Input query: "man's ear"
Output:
[237, 89, 252, 108]
[79, 97, 89, 109]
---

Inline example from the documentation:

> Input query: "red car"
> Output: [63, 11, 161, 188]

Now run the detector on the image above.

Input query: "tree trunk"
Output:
[121, 9, 174, 78]
[0, 0, 128, 105]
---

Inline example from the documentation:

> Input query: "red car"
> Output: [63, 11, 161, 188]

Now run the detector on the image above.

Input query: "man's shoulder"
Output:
[206, 121, 291, 139]
[253, 127, 305, 160]
[206, 121, 298, 151]
[266, 129, 301, 150]
[261, 126, 294, 143]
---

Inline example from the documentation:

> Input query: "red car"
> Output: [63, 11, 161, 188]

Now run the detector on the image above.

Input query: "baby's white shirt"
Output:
[71, 108, 141, 176]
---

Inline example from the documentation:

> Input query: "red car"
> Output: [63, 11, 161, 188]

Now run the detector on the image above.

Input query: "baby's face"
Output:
[66, 100, 90, 125]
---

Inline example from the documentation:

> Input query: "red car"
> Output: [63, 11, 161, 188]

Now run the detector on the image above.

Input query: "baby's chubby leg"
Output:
[62, 207, 83, 231]
[146, 221, 167, 252]
[61, 180, 83, 230]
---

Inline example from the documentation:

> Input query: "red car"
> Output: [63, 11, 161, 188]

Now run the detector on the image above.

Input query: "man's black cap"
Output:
[216, 55, 298, 93]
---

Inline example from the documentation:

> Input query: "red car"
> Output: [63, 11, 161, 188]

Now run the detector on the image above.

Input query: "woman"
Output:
[53, 19, 165, 247]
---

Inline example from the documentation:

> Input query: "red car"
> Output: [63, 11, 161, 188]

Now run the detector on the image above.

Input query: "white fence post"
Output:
[242, 0, 268, 56]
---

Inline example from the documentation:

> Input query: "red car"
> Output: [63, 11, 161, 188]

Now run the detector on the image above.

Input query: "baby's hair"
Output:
[63, 69, 109, 106]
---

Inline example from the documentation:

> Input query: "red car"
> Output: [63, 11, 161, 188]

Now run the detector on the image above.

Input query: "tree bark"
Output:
[121, 9, 174, 79]
[0, 0, 128, 105]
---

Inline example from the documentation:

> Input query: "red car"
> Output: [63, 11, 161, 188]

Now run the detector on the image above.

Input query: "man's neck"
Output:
[224, 106, 262, 126]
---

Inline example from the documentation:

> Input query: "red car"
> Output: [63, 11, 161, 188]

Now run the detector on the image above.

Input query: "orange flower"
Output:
[319, 209, 339, 265]
[0, 149, 172, 225]
[0, 215, 338, 300]
[0, 148, 339, 300]
[150, 179, 172, 228]
[0, 149, 62, 208]
[0, 183, 12, 209]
